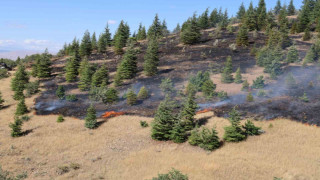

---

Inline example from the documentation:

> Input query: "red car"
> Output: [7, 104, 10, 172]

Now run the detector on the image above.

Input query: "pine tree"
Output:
[9, 117, 23, 137]
[57, 115, 64, 123]
[242, 80, 250, 91]
[0, 92, 4, 109]
[223, 108, 246, 142]
[65, 57, 79, 82]
[126, 89, 137, 106]
[170, 120, 187, 143]
[304, 47, 316, 63]
[15, 98, 28, 116]
[287, 0, 296, 15]
[298, 0, 312, 32]
[91, 32, 97, 51]
[198, 127, 221, 151]
[246, 92, 254, 102]
[179, 94, 197, 131]
[161, 19, 170, 36]
[113, 21, 129, 54]
[201, 79, 216, 97]
[85, 105, 97, 129]
[245, 2, 257, 31]
[98, 33, 107, 53]
[101, 88, 119, 104]
[137, 23, 147, 40]
[91, 65, 109, 87]
[115, 44, 137, 81]
[198, 8, 209, 29]
[209, 8, 219, 27]
[252, 76, 265, 89]
[104, 24, 112, 46]
[147, 14, 163, 39]
[11, 64, 29, 100]
[286, 45, 299, 63]
[78, 63, 94, 91]
[151, 97, 177, 141]
[237, 3, 246, 20]
[256, 0, 267, 30]
[236, 25, 249, 46]
[180, 14, 201, 44]
[172, 23, 181, 34]
[31, 56, 40, 77]
[37, 49, 52, 78]
[79, 30, 92, 57]
[144, 39, 159, 76]
[243, 120, 261, 136]
[56, 85, 65, 99]
[78, 57, 89, 75]
[274, 0, 282, 15]
[290, 21, 298, 34]
[221, 56, 234, 83]
[303, 27, 311, 41]
[137, 86, 149, 100]
[234, 67, 243, 84]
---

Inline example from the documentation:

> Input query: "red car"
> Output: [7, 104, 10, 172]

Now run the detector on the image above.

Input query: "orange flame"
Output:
[196, 108, 213, 114]
[101, 111, 125, 118]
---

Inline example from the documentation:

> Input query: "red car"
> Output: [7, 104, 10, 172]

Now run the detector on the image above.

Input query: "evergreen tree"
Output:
[290, 21, 298, 34]
[170, 120, 187, 143]
[274, 0, 282, 15]
[91, 65, 109, 87]
[9, 117, 23, 137]
[198, 127, 221, 151]
[37, 49, 52, 78]
[79, 30, 92, 57]
[234, 67, 243, 84]
[245, 2, 257, 31]
[104, 24, 112, 46]
[101, 88, 119, 104]
[137, 86, 149, 100]
[287, 0, 296, 15]
[303, 27, 311, 41]
[78, 57, 89, 75]
[237, 3, 246, 20]
[91, 32, 97, 51]
[69, 38, 80, 55]
[223, 108, 246, 142]
[114, 44, 138, 81]
[246, 92, 254, 102]
[31, 56, 40, 77]
[298, 0, 312, 32]
[221, 56, 234, 83]
[144, 39, 159, 76]
[126, 89, 137, 106]
[242, 80, 250, 91]
[85, 105, 97, 129]
[11, 65, 29, 100]
[172, 23, 181, 34]
[78, 63, 94, 91]
[136, 23, 147, 40]
[65, 56, 79, 82]
[243, 120, 261, 136]
[57, 115, 64, 123]
[180, 14, 201, 44]
[252, 76, 265, 89]
[0, 91, 4, 109]
[236, 25, 249, 46]
[286, 45, 299, 63]
[56, 85, 65, 99]
[198, 8, 209, 29]
[209, 8, 219, 27]
[113, 21, 129, 54]
[98, 33, 107, 53]
[161, 20, 170, 36]
[147, 14, 163, 39]
[179, 94, 197, 131]
[220, 9, 229, 28]
[15, 98, 28, 116]
[256, 0, 267, 30]
[151, 97, 177, 141]
[201, 79, 216, 97]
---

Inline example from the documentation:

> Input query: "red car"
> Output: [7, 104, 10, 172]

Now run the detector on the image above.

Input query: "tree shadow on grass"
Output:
[196, 116, 212, 126]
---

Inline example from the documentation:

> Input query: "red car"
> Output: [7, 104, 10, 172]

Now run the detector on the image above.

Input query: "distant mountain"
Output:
[0, 50, 41, 60]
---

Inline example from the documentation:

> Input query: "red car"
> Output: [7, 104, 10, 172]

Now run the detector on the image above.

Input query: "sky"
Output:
[0, 0, 302, 54]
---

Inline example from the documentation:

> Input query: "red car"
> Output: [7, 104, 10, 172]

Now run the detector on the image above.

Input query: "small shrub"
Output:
[299, 92, 309, 102]
[217, 91, 228, 100]
[21, 115, 30, 122]
[269, 123, 274, 128]
[188, 127, 220, 151]
[151, 168, 188, 180]
[140, 121, 149, 127]
[57, 165, 69, 175]
[246, 92, 254, 102]
[69, 163, 80, 170]
[9, 117, 23, 137]
[57, 115, 64, 123]
[56, 85, 65, 100]
[308, 81, 314, 88]
[257, 90, 267, 97]
[126, 89, 137, 106]
[25, 81, 40, 97]
[189, 71, 210, 92]
[66, 94, 78, 102]
[137, 86, 149, 100]
[241, 80, 250, 91]
[102, 88, 118, 104]
[251, 76, 265, 89]
[201, 79, 216, 97]
[0, 69, 9, 79]
[243, 120, 261, 136]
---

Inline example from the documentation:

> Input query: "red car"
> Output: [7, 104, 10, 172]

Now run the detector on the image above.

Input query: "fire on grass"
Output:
[101, 111, 126, 118]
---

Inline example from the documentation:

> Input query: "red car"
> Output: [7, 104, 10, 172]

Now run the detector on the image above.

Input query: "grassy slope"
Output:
[0, 74, 320, 180]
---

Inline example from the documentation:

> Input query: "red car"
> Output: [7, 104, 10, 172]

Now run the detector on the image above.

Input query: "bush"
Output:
[25, 81, 40, 97]
[57, 115, 64, 123]
[243, 120, 261, 136]
[9, 117, 23, 137]
[66, 94, 78, 102]
[21, 115, 30, 121]
[201, 79, 216, 97]
[223, 108, 246, 142]
[299, 92, 309, 102]
[152, 168, 188, 180]
[251, 76, 265, 89]
[85, 105, 97, 129]
[15, 98, 28, 116]
[102, 88, 118, 104]
[160, 78, 175, 95]
[241, 80, 250, 91]
[188, 127, 220, 151]
[246, 92, 254, 102]
[126, 89, 137, 106]
[69, 163, 80, 170]
[189, 71, 210, 92]
[137, 86, 149, 100]
[140, 121, 149, 127]
[217, 91, 228, 100]
[257, 90, 267, 97]
[0, 69, 9, 79]
[56, 85, 65, 100]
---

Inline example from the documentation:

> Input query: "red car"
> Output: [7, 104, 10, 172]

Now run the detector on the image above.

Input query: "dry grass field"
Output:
[1, 73, 320, 180]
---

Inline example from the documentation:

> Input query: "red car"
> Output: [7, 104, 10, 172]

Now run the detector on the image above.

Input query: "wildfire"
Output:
[101, 111, 125, 118]
[196, 108, 213, 114]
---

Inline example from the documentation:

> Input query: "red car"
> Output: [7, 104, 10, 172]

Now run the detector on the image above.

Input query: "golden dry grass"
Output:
[1, 73, 320, 180]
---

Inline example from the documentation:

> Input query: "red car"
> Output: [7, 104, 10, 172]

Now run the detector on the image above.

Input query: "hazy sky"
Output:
[0, 0, 302, 53]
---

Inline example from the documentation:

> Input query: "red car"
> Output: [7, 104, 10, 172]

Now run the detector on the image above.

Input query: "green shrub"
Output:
[246, 92, 254, 102]
[151, 168, 188, 180]
[217, 91, 228, 100]
[137, 86, 149, 100]
[9, 117, 23, 137]
[57, 115, 64, 123]
[189, 71, 210, 92]
[126, 89, 137, 106]
[21, 115, 30, 122]
[15, 98, 28, 116]
[25, 81, 40, 97]
[243, 120, 261, 136]
[160, 78, 175, 95]
[56, 85, 65, 100]
[299, 92, 309, 102]
[66, 94, 78, 102]
[223, 108, 246, 142]
[201, 79, 216, 97]
[188, 127, 220, 151]
[140, 121, 149, 127]
[102, 88, 118, 104]
[241, 80, 250, 91]
[0, 69, 9, 79]
[251, 76, 265, 89]
[257, 90, 267, 97]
